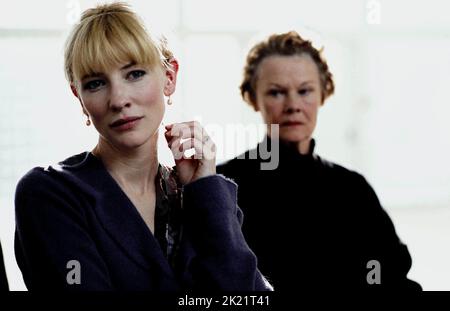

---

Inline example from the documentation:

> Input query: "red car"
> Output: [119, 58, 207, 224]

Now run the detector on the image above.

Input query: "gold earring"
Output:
[86, 117, 91, 126]
[167, 96, 172, 105]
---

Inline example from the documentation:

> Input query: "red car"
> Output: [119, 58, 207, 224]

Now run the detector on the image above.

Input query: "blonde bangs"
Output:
[65, 4, 164, 84]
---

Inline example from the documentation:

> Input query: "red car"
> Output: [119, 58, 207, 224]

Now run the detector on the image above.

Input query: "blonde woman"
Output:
[14, 3, 271, 291]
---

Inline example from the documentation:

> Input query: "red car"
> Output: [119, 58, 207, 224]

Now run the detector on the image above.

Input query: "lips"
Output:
[110, 116, 143, 128]
[281, 121, 303, 126]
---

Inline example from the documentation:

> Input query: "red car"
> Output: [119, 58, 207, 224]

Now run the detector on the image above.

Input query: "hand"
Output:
[164, 121, 216, 185]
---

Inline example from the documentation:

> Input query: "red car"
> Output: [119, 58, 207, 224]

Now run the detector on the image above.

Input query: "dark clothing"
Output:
[217, 137, 421, 291]
[153, 164, 183, 270]
[15, 152, 271, 291]
[0, 243, 8, 291]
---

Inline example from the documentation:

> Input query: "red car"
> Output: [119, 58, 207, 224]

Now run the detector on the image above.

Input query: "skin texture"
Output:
[71, 59, 216, 186]
[253, 54, 324, 154]
[69, 59, 216, 232]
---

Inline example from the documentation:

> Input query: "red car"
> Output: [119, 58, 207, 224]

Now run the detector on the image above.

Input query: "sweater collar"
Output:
[62, 152, 178, 283]
[261, 135, 316, 159]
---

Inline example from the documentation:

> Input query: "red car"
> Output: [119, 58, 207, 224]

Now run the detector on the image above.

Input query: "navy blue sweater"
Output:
[15, 152, 271, 291]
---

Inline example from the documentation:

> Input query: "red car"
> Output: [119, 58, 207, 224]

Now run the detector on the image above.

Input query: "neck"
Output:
[92, 133, 159, 195]
[268, 133, 312, 155]
[296, 138, 312, 155]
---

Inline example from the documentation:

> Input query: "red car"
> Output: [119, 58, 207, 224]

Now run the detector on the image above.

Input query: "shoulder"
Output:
[58, 152, 92, 169]
[316, 155, 369, 185]
[316, 155, 382, 210]
[15, 153, 95, 226]
[15, 152, 91, 202]
[217, 148, 259, 177]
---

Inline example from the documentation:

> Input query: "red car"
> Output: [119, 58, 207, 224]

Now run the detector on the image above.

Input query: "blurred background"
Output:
[1, 0, 449, 290]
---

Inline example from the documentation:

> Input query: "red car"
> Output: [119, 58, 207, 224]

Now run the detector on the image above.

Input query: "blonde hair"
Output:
[64, 2, 173, 85]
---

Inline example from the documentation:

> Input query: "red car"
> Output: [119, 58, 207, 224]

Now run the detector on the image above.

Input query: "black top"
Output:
[15, 152, 272, 291]
[218, 137, 421, 291]
[153, 164, 183, 270]
[0, 242, 8, 291]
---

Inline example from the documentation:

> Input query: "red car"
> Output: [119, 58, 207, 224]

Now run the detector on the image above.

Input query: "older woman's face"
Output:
[76, 62, 169, 151]
[254, 54, 322, 144]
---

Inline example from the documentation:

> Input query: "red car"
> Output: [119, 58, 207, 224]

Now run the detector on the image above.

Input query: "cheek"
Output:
[143, 87, 161, 103]
[261, 101, 283, 122]
[81, 97, 107, 121]
[136, 82, 164, 109]
[304, 106, 319, 134]
[304, 98, 320, 119]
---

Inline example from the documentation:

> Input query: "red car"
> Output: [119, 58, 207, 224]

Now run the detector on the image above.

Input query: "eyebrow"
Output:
[81, 61, 137, 80]
[121, 61, 136, 70]
[268, 81, 315, 88]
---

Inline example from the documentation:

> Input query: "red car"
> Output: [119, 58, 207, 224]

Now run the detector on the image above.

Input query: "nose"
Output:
[283, 92, 302, 114]
[109, 83, 131, 111]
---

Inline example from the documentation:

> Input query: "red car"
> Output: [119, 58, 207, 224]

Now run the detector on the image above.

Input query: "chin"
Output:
[278, 130, 310, 143]
[112, 131, 155, 150]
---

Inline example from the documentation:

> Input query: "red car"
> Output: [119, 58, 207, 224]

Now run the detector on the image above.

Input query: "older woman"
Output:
[218, 31, 420, 290]
[14, 3, 270, 291]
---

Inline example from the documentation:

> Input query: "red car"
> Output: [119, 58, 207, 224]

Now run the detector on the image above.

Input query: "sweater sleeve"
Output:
[14, 168, 114, 291]
[181, 175, 273, 291]
[355, 174, 421, 290]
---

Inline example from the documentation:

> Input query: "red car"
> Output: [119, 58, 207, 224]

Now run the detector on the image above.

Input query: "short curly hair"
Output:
[240, 31, 335, 109]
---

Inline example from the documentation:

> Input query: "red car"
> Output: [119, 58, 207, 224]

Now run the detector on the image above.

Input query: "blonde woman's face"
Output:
[254, 54, 323, 144]
[77, 62, 168, 151]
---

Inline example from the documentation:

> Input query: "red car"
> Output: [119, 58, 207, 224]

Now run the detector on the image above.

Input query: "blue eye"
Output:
[83, 80, 105, 91]
[128, 70, 146, 80]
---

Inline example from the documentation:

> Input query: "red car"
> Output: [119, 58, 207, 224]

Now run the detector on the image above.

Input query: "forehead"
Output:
[257, 54, 320, 86]
[69, 15, 163, 83]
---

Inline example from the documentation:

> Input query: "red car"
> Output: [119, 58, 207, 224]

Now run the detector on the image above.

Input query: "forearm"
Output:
[182, 175, 272, 291]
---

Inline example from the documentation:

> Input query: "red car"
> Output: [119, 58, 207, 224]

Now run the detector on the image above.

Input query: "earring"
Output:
[167, 96, 172, 105]
[86, 117, 91, 126]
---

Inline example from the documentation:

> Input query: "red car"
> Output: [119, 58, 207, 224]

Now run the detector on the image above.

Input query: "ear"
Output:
[71, 84, 90, 116]
[70, 84, 79, 98]
[163, 58, 179, 97]
[251, 101, 260, 112]
[244, 92, 260, 112]
[320, 89, 327, 106]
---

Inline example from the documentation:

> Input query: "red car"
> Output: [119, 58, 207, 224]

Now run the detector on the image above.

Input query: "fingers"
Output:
[165, 121, 216, 161]
[165, 121, 203, 146]
[170, 138, 203, 160]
